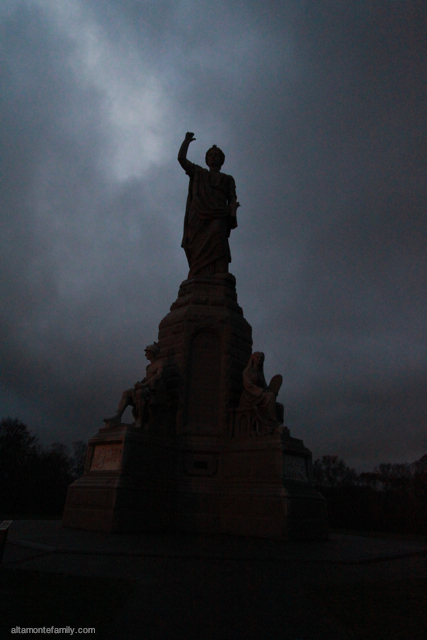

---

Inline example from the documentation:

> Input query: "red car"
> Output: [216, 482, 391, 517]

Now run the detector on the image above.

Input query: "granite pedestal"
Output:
[63, 275, 327, 540]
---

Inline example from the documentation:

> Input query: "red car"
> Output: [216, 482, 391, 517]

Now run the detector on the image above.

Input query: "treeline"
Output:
[3, 415, 427, 532]
[0, 417, 87, 517]
[314, 455, 427, 534]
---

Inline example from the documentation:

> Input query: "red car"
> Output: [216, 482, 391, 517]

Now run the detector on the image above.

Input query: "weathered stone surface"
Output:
[64, 276, 327, 539]
[186, 331, 221, 433]
[63, 423, 327, 539]
[0, 520, 12, 563]
[63, 425, 179, 533]
[157, 273, 252, 436]
[103, 343, 165, 429]
[90, 443, 123, 471]
[63, 274, 327, 540]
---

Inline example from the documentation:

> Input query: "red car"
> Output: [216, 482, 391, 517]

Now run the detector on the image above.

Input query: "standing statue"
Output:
[239, 352, 283, 434]
[103, 343, 164, 428]
[178, 132, 240, 277]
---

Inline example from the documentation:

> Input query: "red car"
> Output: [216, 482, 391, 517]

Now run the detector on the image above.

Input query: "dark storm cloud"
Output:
[0, 1, 181, 439]
[1, 0, 426, 468]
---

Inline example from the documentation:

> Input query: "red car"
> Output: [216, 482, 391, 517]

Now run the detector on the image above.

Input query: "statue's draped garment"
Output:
[182, 162, 237, 277]
[240, 366, 279, 434]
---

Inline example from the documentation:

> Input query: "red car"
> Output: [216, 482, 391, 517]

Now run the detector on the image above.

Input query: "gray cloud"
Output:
[1, 0, 426, 468]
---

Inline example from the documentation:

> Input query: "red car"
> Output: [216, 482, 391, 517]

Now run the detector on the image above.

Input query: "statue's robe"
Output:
[239, 367, 280, 434]
[182, 162, 237, 277]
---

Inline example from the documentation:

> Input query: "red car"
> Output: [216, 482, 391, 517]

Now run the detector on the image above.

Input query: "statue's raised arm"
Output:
[178, 132, 240, 278]
[178, 132, 196, 172]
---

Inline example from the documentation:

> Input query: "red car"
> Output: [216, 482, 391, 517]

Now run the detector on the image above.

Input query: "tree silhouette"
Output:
[313, 455, 358, 488]
[0, 417, 86, 516]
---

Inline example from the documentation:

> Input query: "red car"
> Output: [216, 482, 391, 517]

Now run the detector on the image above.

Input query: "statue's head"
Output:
[249, 351, 265, 370]
[145, 342, 160, 359]
[205, 145, 225, 169]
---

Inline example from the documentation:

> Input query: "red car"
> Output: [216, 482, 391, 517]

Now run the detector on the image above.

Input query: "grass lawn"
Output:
[1, 528, 427, 639]
[0, 567, 136, 638]
[305, 578, 427, 640]
[331, 528, 427, 543]
[2, 567, 426, 639]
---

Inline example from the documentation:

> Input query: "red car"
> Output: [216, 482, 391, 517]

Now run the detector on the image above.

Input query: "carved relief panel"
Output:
[185, 331, 221, 433]
[282, 454, 309, 482]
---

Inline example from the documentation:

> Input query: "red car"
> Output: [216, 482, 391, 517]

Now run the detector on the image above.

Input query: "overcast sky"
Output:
[1, 0, 426, 470]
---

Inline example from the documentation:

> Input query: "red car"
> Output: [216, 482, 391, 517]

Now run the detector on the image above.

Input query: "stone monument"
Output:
[62, 132, 328, 540]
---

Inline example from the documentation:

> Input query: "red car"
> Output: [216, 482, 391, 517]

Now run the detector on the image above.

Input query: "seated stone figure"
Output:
[238, 352, 283, 434]
[104, 343, 164, 428]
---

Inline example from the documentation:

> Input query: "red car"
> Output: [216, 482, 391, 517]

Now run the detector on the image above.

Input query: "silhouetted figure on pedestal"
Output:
[178, 131, 240, 278]
[239, 352, 283, 434]
[103, 343, 163, 428]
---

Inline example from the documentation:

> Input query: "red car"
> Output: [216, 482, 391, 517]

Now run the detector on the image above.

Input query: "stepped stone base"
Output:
[63, 274, 328, 540]
[63, 423, 327, 540]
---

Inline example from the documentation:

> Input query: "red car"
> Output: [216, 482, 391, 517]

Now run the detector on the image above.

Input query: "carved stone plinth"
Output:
[157, 273, 253, 434]
[63, 274, 328, 539]
[221, 424, 328, 539]
[63, 423, 327, 539]
[62, 424, 180, 533]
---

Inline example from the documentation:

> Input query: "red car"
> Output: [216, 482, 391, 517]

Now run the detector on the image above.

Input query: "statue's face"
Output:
[145, 349, 154, 360]
[253, 353, 264, 369]
[206, 148, 223, 169]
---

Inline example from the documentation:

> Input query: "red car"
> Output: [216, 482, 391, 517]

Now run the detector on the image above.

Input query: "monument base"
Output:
[62, 424, 177, 533]
[63, 274, 328, 540]
[63, 422, 328, 540]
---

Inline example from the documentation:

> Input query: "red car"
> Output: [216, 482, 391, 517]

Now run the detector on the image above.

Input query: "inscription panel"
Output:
[282, 454, 309, 482]
[90, 443, 123, 471]
[186, 331, 221, 433]
[183, 452, 218, 477]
